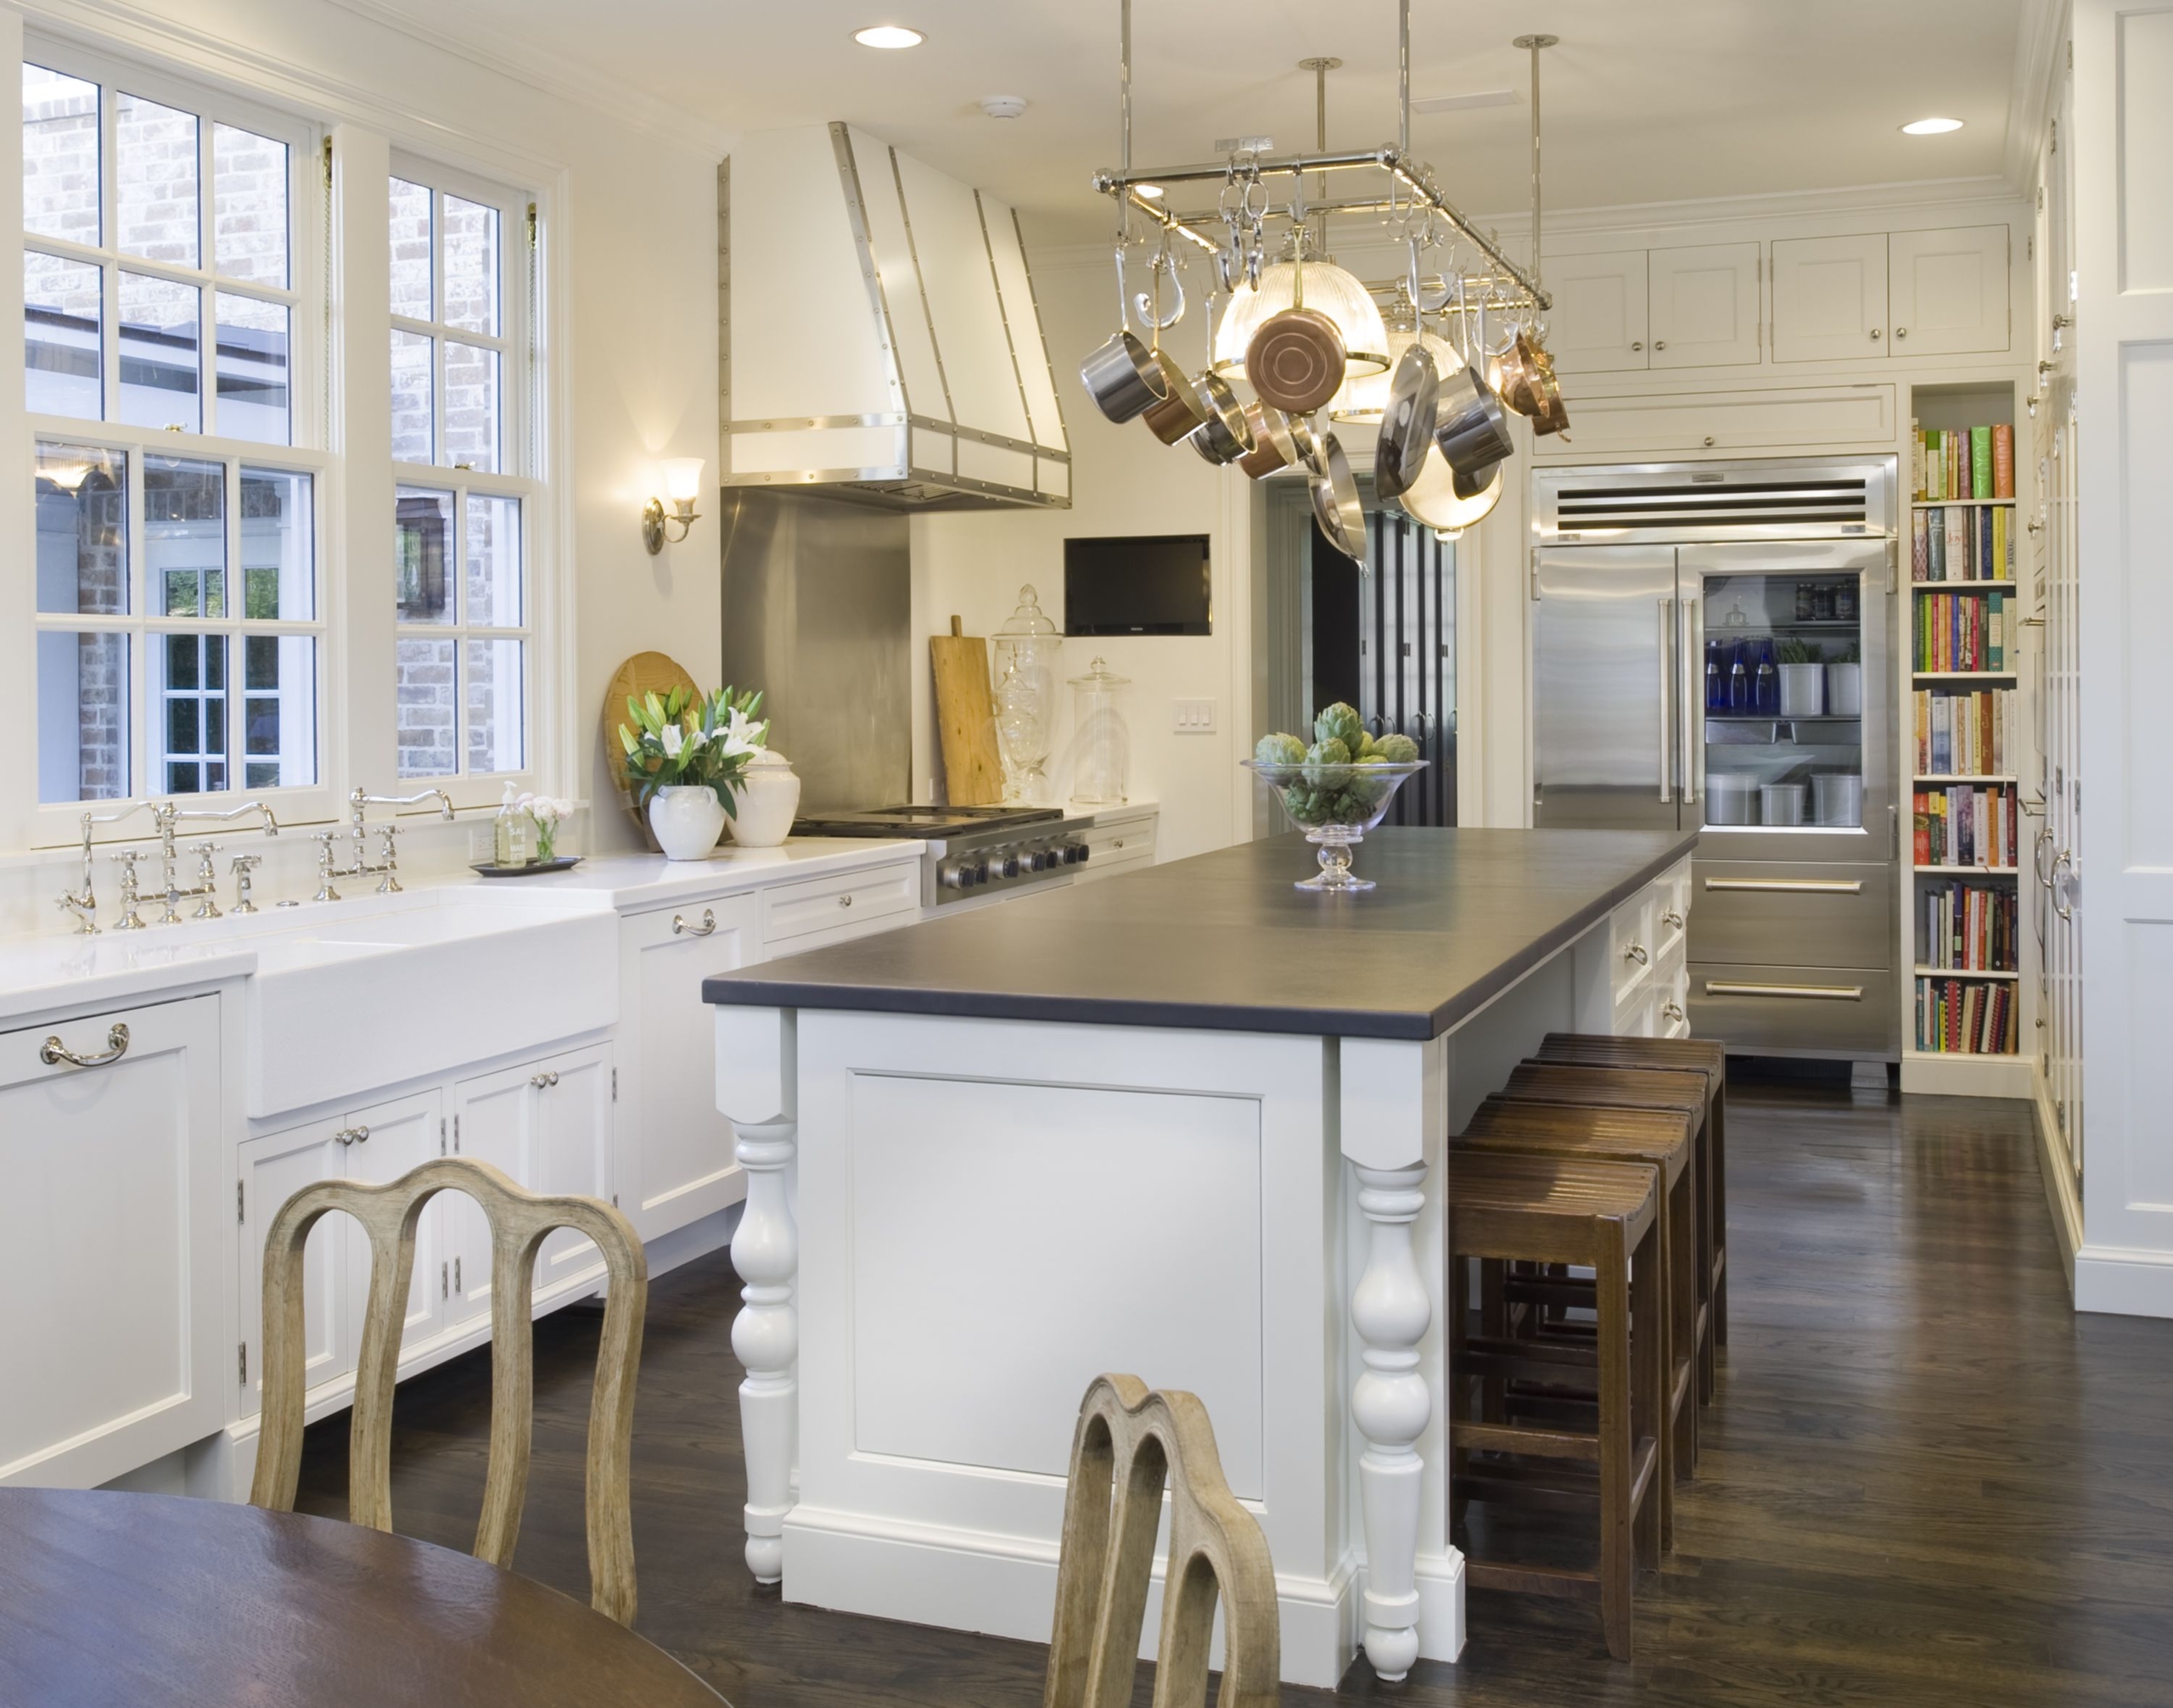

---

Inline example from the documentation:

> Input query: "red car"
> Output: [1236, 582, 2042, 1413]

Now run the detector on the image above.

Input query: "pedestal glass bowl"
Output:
[1242, 759, 1428, 891]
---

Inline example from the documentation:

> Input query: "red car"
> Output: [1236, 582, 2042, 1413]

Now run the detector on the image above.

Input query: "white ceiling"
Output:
[350, 0, 2033, 241]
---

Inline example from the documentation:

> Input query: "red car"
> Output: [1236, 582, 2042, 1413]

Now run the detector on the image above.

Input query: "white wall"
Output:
[3, 0, 727, 874]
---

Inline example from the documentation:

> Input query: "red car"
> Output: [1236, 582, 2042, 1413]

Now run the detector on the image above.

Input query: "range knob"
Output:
[993, 853, 1019, 879]
[1022, 846, 1049, 873]
[1063, 840, 1086, 865]
[936, 858, 978, 890]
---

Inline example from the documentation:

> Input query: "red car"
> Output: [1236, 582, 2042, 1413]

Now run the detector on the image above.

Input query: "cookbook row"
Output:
[1916, 880, 2019, 974]
[1914, 975, 2020, 1054]
[1914, 784, 2020, 870]
[1911, 504, 2014, 582]
[1912, 688, 2016, 777]
[1913, 589, 2011, 673]
[1912, 422, 2015, 503]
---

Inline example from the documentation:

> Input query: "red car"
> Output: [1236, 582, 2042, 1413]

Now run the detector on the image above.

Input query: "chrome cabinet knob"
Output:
[1895, 326, 1908, 339]
[1653, 340, 1666, 351]
[838, 892, 854, 908]
[1631, 340, 1643, 351]
[1870, 328, 1883, 340]
[531, 1070, 559, 1089]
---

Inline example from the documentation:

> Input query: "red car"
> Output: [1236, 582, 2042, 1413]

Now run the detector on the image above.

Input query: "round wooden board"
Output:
[603, 651, 699, 851]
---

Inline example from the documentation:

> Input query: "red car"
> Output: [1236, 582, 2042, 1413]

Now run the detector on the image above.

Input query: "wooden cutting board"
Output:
[604, 651, 699, 851]
[929, 616, 1003, 806]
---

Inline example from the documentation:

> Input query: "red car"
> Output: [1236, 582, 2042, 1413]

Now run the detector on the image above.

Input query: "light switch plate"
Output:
[1173, 698, 1216, 733]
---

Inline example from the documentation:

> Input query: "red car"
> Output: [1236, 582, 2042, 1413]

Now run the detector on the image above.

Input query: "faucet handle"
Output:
[230, 851, 263, 914]
[107, 849, 147, 930]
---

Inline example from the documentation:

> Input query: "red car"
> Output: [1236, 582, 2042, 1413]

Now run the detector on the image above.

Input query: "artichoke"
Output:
[1255, 731, 1307, 768]
[1314, 701, 1365, 750]
[1303, 737, 1351, 787]
[1375, 732, 1421, 764]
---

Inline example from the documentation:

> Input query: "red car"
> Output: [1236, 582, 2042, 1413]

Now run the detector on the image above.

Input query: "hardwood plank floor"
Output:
[295, 1073, 2173, 1705]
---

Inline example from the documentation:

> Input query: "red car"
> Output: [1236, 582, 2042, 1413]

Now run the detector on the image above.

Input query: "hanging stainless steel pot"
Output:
[1305, 429, 1366, 561]
[1373, 340, 1440, 501]
[1079, 249, 1170, 423]
[1140, 349, 1209, 445]
[1246, 307, 1347, 414]
[1431, 364, 1514, 478]
[1186, 368, 1256, 465]
[1452, 458, 1500, 500]
[1235, 400, 1299, 480]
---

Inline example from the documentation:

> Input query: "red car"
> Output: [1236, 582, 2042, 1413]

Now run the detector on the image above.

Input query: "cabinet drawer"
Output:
[1691, 860, 1893, 969]
[1614, 978, 1658, 1038]
[1530, 383, 1895, 460]
[763, 861, 919, 946]
[1687, 961, 1895, 1056]
[1655, 867, 1692, 956]
[1610, 892, 1657, 997]
[1081, 816, 1155, 874]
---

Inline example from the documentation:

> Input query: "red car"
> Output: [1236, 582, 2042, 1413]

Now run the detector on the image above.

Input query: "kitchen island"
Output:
[705, 826, 1698, 1686]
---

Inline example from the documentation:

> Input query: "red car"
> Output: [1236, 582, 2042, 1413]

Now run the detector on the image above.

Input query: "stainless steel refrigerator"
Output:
[1530, 457, 1900, 1060]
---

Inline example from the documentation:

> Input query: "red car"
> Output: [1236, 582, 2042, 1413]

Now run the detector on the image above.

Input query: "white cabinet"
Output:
[1542, 249, 1651, 373]
[1647, 242, 1761, 368]
[1, 996, 223, 1487]
[343, 1092, 448, 1351]
[762, 859, 919, 950]
[1075, 808, 1157, 883]
[530, 1044, 615, 1293]
[1772, 233, 1889, 362]
[620, 896, 758, 1241]
[1889, 225, 2009, 356]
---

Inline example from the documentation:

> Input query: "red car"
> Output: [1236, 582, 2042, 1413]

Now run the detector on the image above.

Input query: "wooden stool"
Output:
[1534, 1034, 1729, 1362]
[1455, 1096, 1700, 1543]
[1498, 1059, 1720, 1404]
[1446, 1149, 1664, 1662]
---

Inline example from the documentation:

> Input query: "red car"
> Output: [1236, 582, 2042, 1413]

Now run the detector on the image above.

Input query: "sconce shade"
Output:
[660, 457, 706, 504]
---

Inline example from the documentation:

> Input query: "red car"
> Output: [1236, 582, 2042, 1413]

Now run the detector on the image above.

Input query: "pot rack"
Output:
[1091, 0, 1553, 315]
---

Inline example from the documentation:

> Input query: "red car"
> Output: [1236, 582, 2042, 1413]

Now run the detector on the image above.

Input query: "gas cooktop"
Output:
[790, 805, 1063, 840]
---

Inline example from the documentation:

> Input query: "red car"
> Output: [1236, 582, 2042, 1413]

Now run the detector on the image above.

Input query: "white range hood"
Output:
[721, 123, 1070, 510]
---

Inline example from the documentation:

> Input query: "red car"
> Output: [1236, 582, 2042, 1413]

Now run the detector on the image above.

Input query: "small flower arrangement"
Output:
[517, 793, 578, 862]
[619, 684, 768, 817]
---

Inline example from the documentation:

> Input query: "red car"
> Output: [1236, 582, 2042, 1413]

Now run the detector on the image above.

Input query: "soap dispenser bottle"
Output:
[493, 781, 531, 868]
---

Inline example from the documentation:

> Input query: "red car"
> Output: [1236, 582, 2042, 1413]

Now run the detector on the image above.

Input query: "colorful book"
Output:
[1970, 426, 1992, 500]
[1991, 423, 2015, 498]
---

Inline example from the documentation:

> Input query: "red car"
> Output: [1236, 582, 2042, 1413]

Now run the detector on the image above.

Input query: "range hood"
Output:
[720, 124, 1070, 511]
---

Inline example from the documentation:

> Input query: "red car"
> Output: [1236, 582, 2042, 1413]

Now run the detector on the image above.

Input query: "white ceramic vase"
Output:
[727, 750, 802, 848]
[649, 784, 727, 861]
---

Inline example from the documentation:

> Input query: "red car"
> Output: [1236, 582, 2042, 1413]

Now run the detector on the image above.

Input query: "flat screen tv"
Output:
[1064, 534, 1212, 636]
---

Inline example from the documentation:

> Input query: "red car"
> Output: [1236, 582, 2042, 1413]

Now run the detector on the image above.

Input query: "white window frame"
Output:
[387, 149, 537, 805]
[23, 36, 337, 846]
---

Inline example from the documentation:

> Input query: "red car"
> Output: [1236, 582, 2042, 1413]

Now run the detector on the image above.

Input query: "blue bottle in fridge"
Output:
[1754, 642, 1777, 713]
[1728, 643, 1749, 711]
[1705, 639, 1724, 711]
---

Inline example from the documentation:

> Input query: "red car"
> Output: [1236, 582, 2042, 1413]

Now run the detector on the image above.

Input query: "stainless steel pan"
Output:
[1304, 427, 1366, 560]
[1235, 400, 1299, 480]
[1431, 364, 1514, 477]
[1373, 340, 1440, 500]
[1186, 368, 1256, 465]
[1079, 249, 1169, 423]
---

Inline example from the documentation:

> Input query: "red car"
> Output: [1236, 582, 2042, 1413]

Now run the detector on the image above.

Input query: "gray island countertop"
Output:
[703, 827, 1697, 1041]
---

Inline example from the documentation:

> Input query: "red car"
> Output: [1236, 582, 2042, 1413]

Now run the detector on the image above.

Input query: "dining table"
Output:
[0, 1486, 731, 1706]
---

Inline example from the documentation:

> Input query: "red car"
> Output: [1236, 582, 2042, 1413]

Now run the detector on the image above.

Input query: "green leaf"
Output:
[618, 724, 637, 754]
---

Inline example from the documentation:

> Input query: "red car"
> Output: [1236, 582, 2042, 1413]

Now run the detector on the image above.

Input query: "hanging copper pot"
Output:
[1246, 308, 1347, 414]
[1186, 369, 1256, 465]
[1140, 349, 1208, 445]
[1235, 400, 1299, 479]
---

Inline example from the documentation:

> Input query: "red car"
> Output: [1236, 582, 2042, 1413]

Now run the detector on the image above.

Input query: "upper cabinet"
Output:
[1771, 233, 1890, 362]
[1545, 250, 1650, 372]
[1772, 226, 2009, 362]
[1647, 243, 1762, 368]
[1888, 226, 2011, 356]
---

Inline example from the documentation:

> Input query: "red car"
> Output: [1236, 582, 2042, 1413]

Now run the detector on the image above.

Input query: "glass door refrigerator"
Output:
[1531, 458, 1899, 1061]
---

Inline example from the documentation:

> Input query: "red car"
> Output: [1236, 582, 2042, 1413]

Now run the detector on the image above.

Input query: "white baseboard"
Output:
[642, 1200, 741, 1279]
[781, 1503, 1460, 1688]
[2029, 1067, 2082, 1293]
[2074, 1244, 2173, 1318]
[1899, 1051, 2036, 1098]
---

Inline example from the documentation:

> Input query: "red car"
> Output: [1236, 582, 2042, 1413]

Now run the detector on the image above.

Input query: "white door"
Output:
[237, 1118, 355, 1420]
[1647, 242, 1761, 368]
[1889, 225, 2011, 357]
[1541, 249, 1650, 373]
[620, 897, 756, 1239]
[1772, 233, 1889, 362]
[0, 996, 223, 1487]
[340, 1090, 446, 1357]
[446, 1064, 542, 1329]
[533, 1044, 615, 1294]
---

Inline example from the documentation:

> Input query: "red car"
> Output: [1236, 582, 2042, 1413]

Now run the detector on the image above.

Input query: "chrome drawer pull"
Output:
[838, 894, 854, 908]
[1623, 941, 1648, 966]
[672, 909, 716, 936]
[1660, 1002, 1685, 1024]
[1704, 879, 1864, 894]
[1704, 980, 1863, 1001]
[39, 1022, 129, 1068]
[1661, 910, 1684, 930]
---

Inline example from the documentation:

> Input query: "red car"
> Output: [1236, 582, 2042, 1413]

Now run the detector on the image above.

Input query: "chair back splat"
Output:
[249, 1157, 648, 1625]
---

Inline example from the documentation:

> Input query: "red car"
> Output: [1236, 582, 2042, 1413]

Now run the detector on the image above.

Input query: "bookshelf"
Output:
[1906, 383, 2025, 1081]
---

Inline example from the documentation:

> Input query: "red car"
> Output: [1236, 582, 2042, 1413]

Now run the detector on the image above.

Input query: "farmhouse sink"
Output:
[241, 890, 618, 1118]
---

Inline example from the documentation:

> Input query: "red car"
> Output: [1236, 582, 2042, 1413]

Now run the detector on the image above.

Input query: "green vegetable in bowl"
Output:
[1304, 737, 1351, 784]
[1374, 732, 1420, 764]
[1315, 701, 1364, 751]
[1255, 731, 1307, 767]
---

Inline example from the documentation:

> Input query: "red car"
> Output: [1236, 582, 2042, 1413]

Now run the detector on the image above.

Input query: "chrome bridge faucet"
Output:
[151, 801, 281, 924]
[314, 787, 455, 901]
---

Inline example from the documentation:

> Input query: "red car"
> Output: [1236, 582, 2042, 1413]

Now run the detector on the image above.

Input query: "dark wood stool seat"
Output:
[1497, 1058, 1721, 1404]
[1446, 1149, 1665, 1662]
[1456, 1096, 1700, 1544]
[1536, 1032, 1730, 1363]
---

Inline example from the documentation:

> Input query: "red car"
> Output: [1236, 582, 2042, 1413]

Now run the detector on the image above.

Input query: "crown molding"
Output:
[2003, 0, 2066, 194]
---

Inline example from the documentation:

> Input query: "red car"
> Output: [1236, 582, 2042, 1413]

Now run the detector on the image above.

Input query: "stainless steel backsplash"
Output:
[718, 488, 912, 812]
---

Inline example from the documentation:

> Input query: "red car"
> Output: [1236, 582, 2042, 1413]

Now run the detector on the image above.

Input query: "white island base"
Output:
[713, 837, 1691, 1688]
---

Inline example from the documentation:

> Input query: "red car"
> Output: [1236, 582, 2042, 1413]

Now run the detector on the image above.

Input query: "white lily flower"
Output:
[716, 706, 770, 760]
[660, 724, 683, 759]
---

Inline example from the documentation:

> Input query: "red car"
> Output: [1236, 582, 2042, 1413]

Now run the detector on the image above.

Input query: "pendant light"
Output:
[1329, 309, 1458, 422]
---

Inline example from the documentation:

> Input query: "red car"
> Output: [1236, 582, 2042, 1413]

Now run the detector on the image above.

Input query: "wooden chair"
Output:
[1534, 1032, 1731, 1362]
[1455, 1096, 1701, 1545]
[250, 1157, 649, 1625]
[1446, 1151, 1664, 1662]
[1046, 1374, 1280, 1708]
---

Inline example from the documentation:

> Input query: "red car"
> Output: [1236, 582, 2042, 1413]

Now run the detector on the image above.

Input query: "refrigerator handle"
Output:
[1679, 594, 1701, 805]
[1657, 598, 1675, 802]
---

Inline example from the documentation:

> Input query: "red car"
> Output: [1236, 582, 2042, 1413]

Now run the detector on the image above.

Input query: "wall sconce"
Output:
[643, 458, 706, 553]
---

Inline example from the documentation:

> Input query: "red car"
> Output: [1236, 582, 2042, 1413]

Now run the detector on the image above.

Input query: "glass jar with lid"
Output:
[1068, 657, 1131, 805]
[991, 584, 1062, 804]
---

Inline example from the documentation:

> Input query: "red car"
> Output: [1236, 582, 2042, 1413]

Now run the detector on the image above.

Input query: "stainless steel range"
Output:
[789, 806, 1094, 909]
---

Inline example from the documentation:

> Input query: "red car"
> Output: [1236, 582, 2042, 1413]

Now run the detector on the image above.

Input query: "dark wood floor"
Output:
[296, 1072, 2173, 1705]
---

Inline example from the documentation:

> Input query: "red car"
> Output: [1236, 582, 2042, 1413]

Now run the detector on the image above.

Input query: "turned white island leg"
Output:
[716, 1006, 800, 1585]
[1351, 1160, 1431, 1681]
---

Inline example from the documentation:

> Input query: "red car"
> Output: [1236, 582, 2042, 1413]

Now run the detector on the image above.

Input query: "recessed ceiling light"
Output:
[854, 25, 924, 49]
[1901, 116, 1964, 135]
[1136, 183, 1165, 199]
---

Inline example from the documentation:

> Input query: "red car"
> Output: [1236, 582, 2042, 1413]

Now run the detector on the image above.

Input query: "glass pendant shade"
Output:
[1211, 261, 1391, 384]
[1395, 447, 1504, 532]
[1330, 326, 1461, 422]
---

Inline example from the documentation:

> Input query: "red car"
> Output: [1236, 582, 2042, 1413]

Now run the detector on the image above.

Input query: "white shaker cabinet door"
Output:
[0, 995, 222, 1487]
[1889, 225, 2010, 356]
[340, 1090, 447, 1354]
[532, 1043, 615, 1295]
[446, 1065, 542, 1329]
[237, 1118, 356, 1421]
[1541, 249, 1651, 373]
[1647, 242, 1762, 368]
[620, 896, 756, 1240]
[1772, 233, 1889, 362]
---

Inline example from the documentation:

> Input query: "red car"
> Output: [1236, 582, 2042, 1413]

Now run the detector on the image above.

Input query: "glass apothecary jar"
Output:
[1068, 656, 1131, 805]
[992, 584, 1062, 804]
